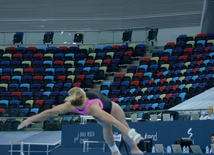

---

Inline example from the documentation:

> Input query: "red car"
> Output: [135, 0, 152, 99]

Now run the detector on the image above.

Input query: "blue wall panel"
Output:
[61, 120, 214, 151]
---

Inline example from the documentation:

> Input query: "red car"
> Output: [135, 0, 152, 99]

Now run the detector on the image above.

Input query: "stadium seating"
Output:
[0, 31, 214, 131]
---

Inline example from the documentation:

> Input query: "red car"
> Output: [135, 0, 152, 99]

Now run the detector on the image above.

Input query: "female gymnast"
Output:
[18, 87, 144, 155]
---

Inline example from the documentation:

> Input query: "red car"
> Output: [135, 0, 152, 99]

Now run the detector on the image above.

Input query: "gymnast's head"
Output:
[65, 87, 86, 106]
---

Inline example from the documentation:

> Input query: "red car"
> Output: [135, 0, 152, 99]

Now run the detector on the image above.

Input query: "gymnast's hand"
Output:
[17, 119, 32, 130]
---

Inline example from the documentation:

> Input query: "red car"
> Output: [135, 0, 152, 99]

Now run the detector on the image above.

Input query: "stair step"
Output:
[151, 46, 164, 53]
[157, 45, 164, 49]
[24, 128, 43, 131]
[114, 72, 127, 74]
[146, 53, 152, 56]
[105, 76, 114, 81]
[31, 123, 43, 128]
[131, 61, 140, 65]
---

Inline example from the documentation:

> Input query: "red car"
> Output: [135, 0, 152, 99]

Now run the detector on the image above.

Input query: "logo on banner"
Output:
[144, 132, 158, 141]
[74, 131, 95, 143]
[87, 131, 95, 137]
[188, 128, 193, 138]
[74, 133, 79, 143]
[113, 132, 122, 142]
[187, 128, 195, 144]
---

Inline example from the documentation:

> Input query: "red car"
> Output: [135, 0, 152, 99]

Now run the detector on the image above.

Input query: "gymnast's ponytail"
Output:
[64, 87, 85, 106]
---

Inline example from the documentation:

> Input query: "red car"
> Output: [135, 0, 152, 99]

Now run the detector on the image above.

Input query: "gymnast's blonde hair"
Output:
[64, 87, 85, 106]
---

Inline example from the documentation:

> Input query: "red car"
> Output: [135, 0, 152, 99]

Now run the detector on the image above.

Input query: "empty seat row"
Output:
[121, 102, 166, 112]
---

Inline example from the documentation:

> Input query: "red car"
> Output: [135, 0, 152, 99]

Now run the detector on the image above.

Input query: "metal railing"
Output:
[0, 108, 207, 124]
[0, 27, 152, 48]
[83, 141, 106, 152]
[9, 140, 61, 155]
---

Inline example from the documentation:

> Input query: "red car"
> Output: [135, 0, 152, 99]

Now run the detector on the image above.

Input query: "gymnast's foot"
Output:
[112, 151, 121, 155]
[131, 148, 144, 155]
[127, 129, 144, 144]
[135, 137, 144, 144]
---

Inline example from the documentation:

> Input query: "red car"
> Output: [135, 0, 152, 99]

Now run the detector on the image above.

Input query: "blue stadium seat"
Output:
[78, 60, 86, 67]
[154, 79, 160, 84]
[135, 44, 145, 56]
[145, 103, 152, 109]
[9, 84, 19, 90]
[20, 108, 29, 116]
[63, 83, 72, 89]
[152, 50, 162, 57]
[158, 103, 165, 110]
[203, 60, 210, 66]
[151, 103, 158, 109]
[103, 46, 112, 52]
[102, 81, 111, 90]
[143, 72, 153, 80]
[100, 90, 109, 97]
[20, 84, 30, 91]
[43, 91, 51, 97]
[95, 46, 104, 53]
[162, 71, 169, 76]
[163, 49, 172, 57]
[47, 46, 57, 53]
[121, 81, 130, 88]
[46, 83, 54, 91]
[178, 84, 186, 91]
[22, 92, 32, 98]
[91, 67, 99, 72]
[147, 95, 153, 100]
[83, 67, 91, 73]
[179, 93, 186, 102]
[16, 46, 26, 52]
[56, 68, 65, 74]
[54, 53, 64, 60]
[117, 97, 124, 102]
[30, 108, 39, 115]
[129, 88, 136, 94]
[0, 100, 8, 108]
[139, 65, 148, 72]
[65, 53, 75, 60]
[97, 53, 105, 60]
[44, 76, 54, 82]
[196, 40, 205, 47]
[59, 91, 67, 98]
[9, 100, 20, 108]
[37, 46, 46, 52]
[43, 61, 53, 68]
[63, 116, 72, 122]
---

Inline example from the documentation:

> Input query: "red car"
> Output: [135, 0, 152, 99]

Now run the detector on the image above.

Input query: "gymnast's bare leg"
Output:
[96, 102, 143, 155]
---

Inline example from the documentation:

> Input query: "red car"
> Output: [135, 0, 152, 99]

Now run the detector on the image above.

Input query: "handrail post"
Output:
[87, 143, 89, 152]
[83, 141, 85, 152]
[47, 145, 49, 155]
[20, 142, 24, 155]
[28, 144, 30, 155]
[10, 143, 13, 155]
[103, 143, 105, 152]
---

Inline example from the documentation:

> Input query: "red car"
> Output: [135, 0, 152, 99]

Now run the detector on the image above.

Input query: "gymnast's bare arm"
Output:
[87, 101, 130, 135]
[18, 102, 75, 130]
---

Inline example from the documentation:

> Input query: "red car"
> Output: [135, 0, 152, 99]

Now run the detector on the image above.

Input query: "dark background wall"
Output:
[55, 120, 214, 155]
[0, 0, 203, 31]
[201, 0, 214, 33]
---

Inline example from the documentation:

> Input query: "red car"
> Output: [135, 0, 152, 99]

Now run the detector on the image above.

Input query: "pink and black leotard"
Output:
[74, 91, 112, 114]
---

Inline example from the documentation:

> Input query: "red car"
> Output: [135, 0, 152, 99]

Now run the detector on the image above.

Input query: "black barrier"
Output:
[137, 139, 153, 152]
